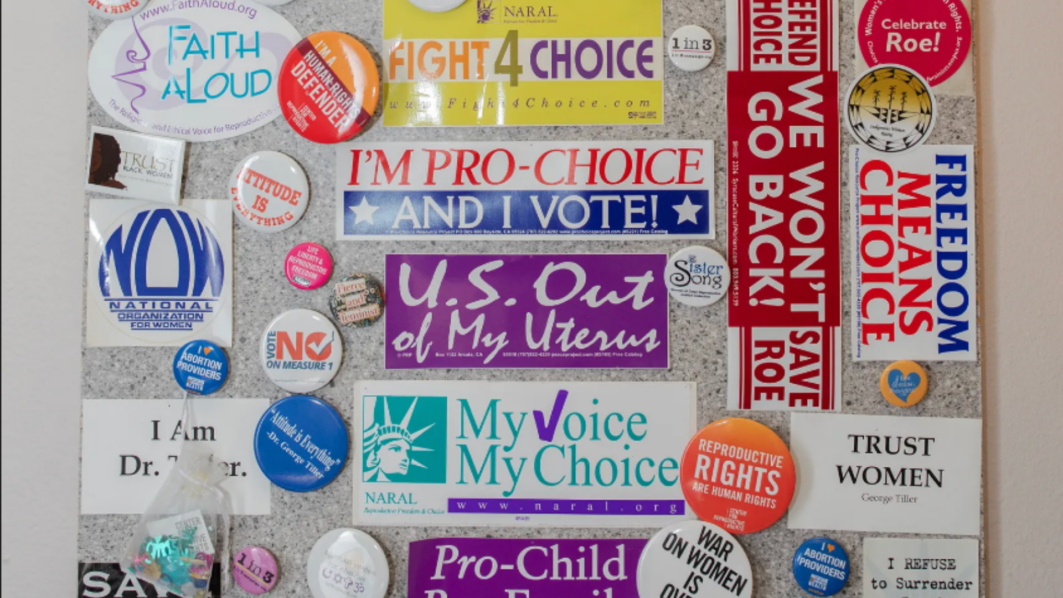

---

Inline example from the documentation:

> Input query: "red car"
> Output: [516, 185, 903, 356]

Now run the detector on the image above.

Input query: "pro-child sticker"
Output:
[87, 199, 233, 347]
[260, 309, 343, 393]
[636, 520, 753, 598]
[336, 141, 714, 240]
[680, 418, 796, 535]
[87, 0, 301, 142]
[353, 380, 696, 527]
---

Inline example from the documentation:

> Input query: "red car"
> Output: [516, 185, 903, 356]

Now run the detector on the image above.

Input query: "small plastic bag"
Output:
[120, 400, 231, 598]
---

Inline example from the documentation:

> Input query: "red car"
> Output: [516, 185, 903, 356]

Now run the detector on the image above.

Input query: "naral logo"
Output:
[476, 0, 496, 23]
[97, 207, 225, 339]
[363, 395, 447, 484]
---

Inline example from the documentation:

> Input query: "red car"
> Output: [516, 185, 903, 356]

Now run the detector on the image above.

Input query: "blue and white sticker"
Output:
[254, 395, 349, 493]
[172, 340, 228, 395]
[336, 141, 715, 240]
[86, 200, 233, 347]
[792, 537, 850, 596]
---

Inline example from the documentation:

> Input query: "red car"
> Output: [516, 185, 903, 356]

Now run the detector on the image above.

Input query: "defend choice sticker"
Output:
[863, 538, 978, 598]
[637, 521, 752, 598]
[279, 32, 380, 144]
[857, 0, 972, 91]
[793, 538, 850, 596]
[666, 246, 729, 307]
[230, 151, 309, 232]
[846, 65, 936, 154]
[260, 309, 343, 393]
[680, 418, 796, 535]
[87, 0, 300, 142]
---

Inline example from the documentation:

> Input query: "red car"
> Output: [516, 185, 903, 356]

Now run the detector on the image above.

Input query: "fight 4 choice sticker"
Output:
[680, 418, 795, 535]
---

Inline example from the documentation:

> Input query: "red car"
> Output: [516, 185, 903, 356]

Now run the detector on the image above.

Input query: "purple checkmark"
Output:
[534, 390, 568, 442]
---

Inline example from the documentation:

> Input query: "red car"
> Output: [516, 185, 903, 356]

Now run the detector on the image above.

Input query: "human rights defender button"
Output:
[279, 32, 380, 144]
[254, 395, 348, 492]
[230, 151, 309, 232]
[638, 520, 753, 598]
[792, 537, 850, 596]
[172, 340, 228, 395]
[680, 418, 796, 534]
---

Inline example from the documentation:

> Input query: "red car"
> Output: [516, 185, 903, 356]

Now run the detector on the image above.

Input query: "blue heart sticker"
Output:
[887, 370, 922, 402]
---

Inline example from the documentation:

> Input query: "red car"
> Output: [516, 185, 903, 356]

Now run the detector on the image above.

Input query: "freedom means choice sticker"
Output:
[260, 309, 343, 393]
[668, 25, 716, 71]
[666, 246, 729, 307]
[307, 528, 390, 598]
[792, 537, 850, 596]
[880, 360, 928, 408]
[680, 418, 796, 535]
[254, 395, 348, 492]
[233, 546, 279, 594]
[330, 274, 385, 327]
[845, 65, 936, 153]
[230, 151, 309, 232]
[85, 0, 147, 19]
[285, 243, 333, 290]
[637, 520, 753, 598]
[279, 32, 380, 144]
[858, 0, 972, 88]
[172, 340, 228, 395]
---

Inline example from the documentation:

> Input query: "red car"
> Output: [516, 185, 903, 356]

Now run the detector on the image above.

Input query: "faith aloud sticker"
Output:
[87, 0, 300, 142]
[637, 520, 753, 598]
[846, 65, 936, 153]
[680, 418, 796, 535]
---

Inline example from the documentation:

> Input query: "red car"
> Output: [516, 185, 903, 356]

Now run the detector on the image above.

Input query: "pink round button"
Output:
[285, 243, 333, 290]
[233, 546, 279, 594]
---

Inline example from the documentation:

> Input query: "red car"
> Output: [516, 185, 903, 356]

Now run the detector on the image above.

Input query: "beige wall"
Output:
[2, 1, 1062, 595]
[980, 1, 1063, 595]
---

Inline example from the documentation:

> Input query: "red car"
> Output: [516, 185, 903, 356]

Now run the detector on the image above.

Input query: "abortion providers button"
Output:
[254, 395, 349, 492]
[792, 537, 850, 596]
[637, 520, 753, 598]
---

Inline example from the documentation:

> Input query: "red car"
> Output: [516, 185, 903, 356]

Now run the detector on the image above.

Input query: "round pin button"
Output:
[792, 537, 850, 596]
[85, 0, 148, 19]
[637, 520, 753, 598]
[308, 529, 390, 598]
[845, 64, 936, 153]
[233, 546, 279, 594]
[260, 310, 343, 393]
[285, 243, 334, 290]
[680, 418, 796, 535]
[330, 274, 385, 328]
[230, 151, 309, 233]
[880, 360, 928, 408]
[666, 246, 729, 307]
[254, 395, 349, 492]
[279, 32, 380, 144]
[407, 0, 467, 11]
[668, 25, 717, 71]
[172, 340, 228, 395]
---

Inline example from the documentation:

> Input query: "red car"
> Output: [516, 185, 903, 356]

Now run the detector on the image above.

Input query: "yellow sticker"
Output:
[879, 360, 928, 407]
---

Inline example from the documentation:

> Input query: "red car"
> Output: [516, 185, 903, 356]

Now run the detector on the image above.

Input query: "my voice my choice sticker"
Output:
[279, 32, 380, 144]
[260, 309, 343, 393]
[285, 243, 333, 290]
[668, 25, 716, 71]
[680, 418, 796, 535]
[85, 0, 146, 19]
[637, 520, 753, 598]
[666, 246, 729, 307]
[230, 151, 309, 232]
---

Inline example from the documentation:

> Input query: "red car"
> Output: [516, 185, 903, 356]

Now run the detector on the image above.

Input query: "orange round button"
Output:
[879, 360, 928, 408]
[279, 32, 380, 144]
[680, 418, 796, 535]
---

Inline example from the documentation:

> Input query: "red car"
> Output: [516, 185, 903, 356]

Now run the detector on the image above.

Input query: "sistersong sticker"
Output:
[352, 380, 696, 527]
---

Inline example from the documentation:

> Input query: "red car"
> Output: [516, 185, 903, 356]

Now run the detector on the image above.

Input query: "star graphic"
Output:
[349, 197, 380, 225]
[673, 195, 703, 225]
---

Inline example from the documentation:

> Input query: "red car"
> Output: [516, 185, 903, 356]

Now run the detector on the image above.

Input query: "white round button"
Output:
[638, 521, 753, 598]
[84, 0, 148, 19]
[230, 151, 309, 233]
[407, 0, 467, 12]
[307, 529, 390, 598]
[666, 246, 730, 307]
[260, 309, 342, 393]
[668, 25, 717, 71]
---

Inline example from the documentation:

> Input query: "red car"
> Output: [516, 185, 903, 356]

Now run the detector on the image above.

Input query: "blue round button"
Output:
[792, 537, 850, 596]
[254, 395, 349, 492]
[172, 340, 228, 395]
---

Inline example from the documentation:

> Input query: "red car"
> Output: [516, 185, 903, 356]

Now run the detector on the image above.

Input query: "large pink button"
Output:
[233, 546, 279, 594]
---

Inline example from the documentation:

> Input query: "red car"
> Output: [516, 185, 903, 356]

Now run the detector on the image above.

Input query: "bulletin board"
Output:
[79, 1, 982, 597]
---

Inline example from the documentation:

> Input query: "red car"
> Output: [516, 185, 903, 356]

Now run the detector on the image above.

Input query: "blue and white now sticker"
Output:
[335, 141, 715, 240]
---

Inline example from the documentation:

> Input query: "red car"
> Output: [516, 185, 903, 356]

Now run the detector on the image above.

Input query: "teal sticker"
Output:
[362, 395, 447, 484]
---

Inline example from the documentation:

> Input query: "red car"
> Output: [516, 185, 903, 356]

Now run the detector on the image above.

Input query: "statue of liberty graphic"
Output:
[362, 396, 442, 483]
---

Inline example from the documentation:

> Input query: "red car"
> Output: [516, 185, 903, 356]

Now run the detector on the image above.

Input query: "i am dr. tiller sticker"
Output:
[637, 520, 753, 598]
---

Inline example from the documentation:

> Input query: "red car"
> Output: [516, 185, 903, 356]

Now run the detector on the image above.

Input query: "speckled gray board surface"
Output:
[80, 1, 983, 597]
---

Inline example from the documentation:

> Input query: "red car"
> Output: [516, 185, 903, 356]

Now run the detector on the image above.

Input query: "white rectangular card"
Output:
[81, 399, 271, 515]
[863, 538, 979, 597]
[787, 413, 981, 535]
[86, 126, 186, 204]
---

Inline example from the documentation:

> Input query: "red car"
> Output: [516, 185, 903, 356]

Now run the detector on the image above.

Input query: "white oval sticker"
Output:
[88, 0, 300, 142]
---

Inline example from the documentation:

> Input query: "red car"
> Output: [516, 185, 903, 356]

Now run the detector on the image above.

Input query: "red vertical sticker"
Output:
[726, 0, 841, 411]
